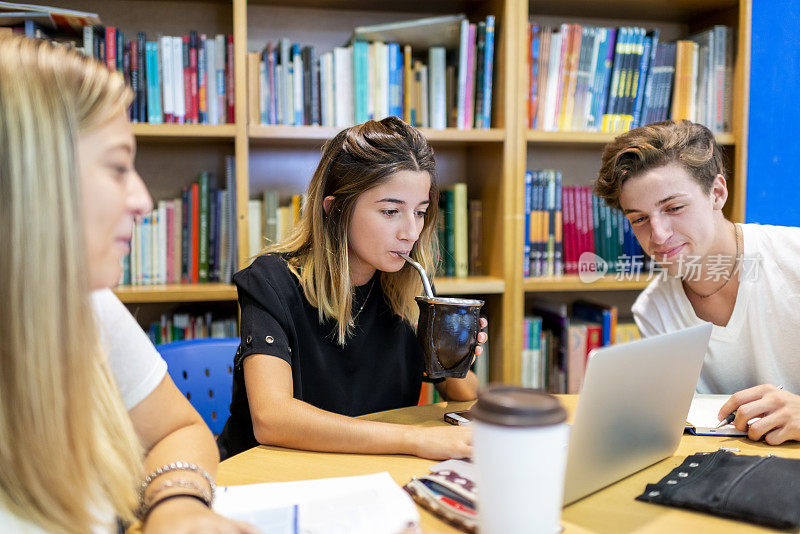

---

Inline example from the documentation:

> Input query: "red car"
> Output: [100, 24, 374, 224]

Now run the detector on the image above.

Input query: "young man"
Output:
[594, 120, 800, 445]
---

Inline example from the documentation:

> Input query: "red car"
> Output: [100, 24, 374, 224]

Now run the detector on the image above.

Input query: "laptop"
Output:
[562, 322, 713, 505]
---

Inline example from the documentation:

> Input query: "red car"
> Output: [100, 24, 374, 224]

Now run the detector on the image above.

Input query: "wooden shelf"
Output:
[529, 0, 739, 22]
[249, 125, 505, 145]
[114, 283, 237, 303]
[132, 123, 237, 141]
[433, 276, 506, 295]
[526, 130, 736, 146]
[113, 278, 501, 303]
[246, 0, 479, 12]
[523, 275, 651, 292]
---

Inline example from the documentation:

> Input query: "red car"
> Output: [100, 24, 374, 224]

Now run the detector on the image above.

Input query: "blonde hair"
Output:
[0, 35, 143, 532]
[265, 117, 439, 345]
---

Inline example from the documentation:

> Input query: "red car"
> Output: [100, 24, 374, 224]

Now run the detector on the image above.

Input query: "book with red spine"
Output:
[182, 36, 193, 126]
[569, 186, 581, 273]
[226, 35, 235, 123]
[562, 186, 573, 274]
[105, 26, 116, 71]
[575, 186, 587, 265]
[584, 323, 602, 361]
[189, 31, 199, 124]
[575, 186, 587, 272]
[579, 186, 591, 261]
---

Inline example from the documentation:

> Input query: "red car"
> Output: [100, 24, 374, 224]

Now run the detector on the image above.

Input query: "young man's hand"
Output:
[718, 384, 800, 444]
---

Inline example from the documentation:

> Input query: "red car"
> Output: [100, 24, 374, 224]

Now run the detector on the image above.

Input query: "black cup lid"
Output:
[470, 386, 566, 427]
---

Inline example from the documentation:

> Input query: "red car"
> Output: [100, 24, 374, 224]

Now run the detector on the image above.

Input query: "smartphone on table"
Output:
[443, 410, 473, 426]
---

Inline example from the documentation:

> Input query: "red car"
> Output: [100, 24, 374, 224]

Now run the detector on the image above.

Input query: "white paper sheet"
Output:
[214, 472, 419, 534]
[686, 394, 748, 436]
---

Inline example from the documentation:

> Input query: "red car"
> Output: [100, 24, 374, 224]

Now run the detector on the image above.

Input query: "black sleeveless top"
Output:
[217, 254, 429, 460]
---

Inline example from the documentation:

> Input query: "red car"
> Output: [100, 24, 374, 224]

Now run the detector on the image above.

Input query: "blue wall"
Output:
[746, 1, 800, 224]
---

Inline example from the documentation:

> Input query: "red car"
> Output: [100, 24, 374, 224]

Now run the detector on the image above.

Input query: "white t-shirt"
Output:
[92, 288, 168, 409]
[0, 289, 167, 531]
[633, 223, 800, 395]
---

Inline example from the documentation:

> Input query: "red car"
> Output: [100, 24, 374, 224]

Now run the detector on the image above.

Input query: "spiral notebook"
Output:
[685, 394, 747, 436]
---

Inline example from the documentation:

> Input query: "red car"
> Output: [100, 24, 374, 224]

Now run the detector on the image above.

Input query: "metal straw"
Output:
[398, 253, 435, 298]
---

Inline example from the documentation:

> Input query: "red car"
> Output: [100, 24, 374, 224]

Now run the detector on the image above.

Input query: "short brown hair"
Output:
[594, 120, 726, 210]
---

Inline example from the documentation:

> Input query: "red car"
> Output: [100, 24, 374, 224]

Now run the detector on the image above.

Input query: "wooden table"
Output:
[218, 396, 800, 533]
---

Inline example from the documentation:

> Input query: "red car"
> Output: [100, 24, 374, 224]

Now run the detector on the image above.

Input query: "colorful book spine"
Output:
[190, 182, 200, 283]
[198, 33, 208, 124]
[481, 15, 495, 129]
[215, 34, 227, 125]
[353, 40, 369, 124]
[226, 35, 235, 123]
[145, 41, 162, 124]
[189, 31, 199, 124]
[198, 172, 210, 282]
[172, 36, 185, 124]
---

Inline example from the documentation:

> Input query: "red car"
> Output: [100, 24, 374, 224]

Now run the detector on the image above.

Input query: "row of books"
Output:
[524, 170, 645, 278]
[147, 312, 238, 346]
[247, 193, 305, 257]
[85, 30, 236, 125]
[437, 184, 482, 278]
[3, 3, 237, 127]
[248, 14, 495, 129]
[523, 300, 640, 393]
[246, 182, 483, 277]
[527, 23, 734, 134]
[121, 157, 238, 286]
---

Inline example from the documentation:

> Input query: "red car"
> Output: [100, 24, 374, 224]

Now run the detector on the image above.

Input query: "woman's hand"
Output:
[143, 497, 259, 534]
[473, 317, 489, 361]
[718, 384, 800, 445]
[408, 425, 472, 460]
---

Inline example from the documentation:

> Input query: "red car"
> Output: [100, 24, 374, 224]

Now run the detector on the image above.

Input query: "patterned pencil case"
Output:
[636, 450, 800, 529]
[403, 469, 477, 533]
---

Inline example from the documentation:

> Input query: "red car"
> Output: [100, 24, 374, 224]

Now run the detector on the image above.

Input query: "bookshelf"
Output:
[72, 0, 515, 380]
[34, 0, 750, 386]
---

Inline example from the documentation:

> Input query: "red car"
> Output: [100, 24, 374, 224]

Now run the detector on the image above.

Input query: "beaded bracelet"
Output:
[140, 492, 210, 522]
[139, 462, 216, 505]
[147, 478, 212, 505]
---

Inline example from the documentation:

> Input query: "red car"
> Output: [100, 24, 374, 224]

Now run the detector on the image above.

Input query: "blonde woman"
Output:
[217, 117, 487, 461]
[0, 36, 255, 533]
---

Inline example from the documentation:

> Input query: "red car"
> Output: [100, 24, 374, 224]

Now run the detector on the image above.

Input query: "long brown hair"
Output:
[0, 35, 142, 532]
[264, 117, 439, 345]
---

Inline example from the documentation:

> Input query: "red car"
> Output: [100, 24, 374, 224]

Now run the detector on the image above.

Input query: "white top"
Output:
[0, 289, 167, 531]
[633, 223, 800, 395]
[92, 288, 168, 409]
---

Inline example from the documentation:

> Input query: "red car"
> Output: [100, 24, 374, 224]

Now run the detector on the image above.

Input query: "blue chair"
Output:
[155, 337, 238, 435]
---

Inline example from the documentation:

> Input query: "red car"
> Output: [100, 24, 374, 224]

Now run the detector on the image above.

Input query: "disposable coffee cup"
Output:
[471, 386, 569, 534]
[415, 296, 484, 380]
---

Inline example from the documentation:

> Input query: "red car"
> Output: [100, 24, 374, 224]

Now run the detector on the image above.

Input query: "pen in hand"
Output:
[715, 385, 784, 429]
